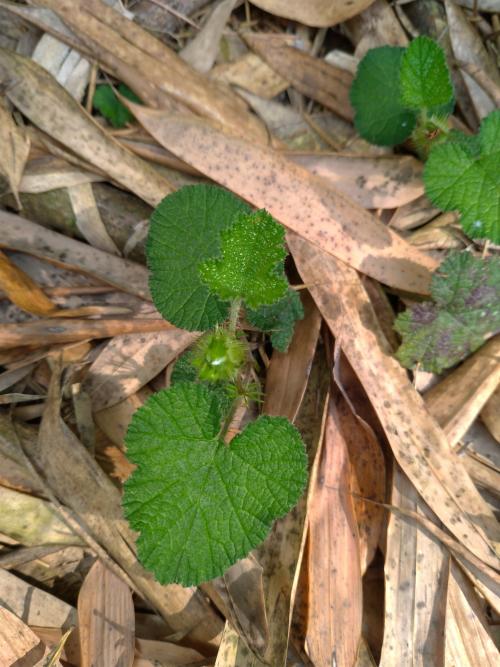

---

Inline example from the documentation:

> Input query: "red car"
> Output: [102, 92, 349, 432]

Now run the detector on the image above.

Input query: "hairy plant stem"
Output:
[228, 299, 242, 334]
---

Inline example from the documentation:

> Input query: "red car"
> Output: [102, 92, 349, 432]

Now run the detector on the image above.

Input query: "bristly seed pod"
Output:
[192, 328, 246, 382]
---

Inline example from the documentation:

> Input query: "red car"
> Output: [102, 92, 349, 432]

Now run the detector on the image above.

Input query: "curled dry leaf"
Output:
[78, 560, 135, 667]
[125, 109, 437, 295]
[243, 33, 354, 121]
[288, 232, 500, 569]
[249, 0, 377, 27]
[0, 100, 30, 209]
[305, 392, 363, 667]
[289, 153, 424, 209]
[0, 47, 173, 207]
[84, 330, 197, 410]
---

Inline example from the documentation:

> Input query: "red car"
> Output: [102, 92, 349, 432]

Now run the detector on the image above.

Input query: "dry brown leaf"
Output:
[379, 467, 448, 667]
[32, 360, 224, 649]
[78, 560, 135, 667]
[0, 485, 80, 547]
[263, 292, 321, 422]
[346, 0, 408, 58]
[289, 153, 424, 209]
[83, 330, 197, 410]
[0, 248, 59, 316]
[94, 389, 152, 447]
[481, 386, 500, 443]
[305, 393, 363, 667]
[211, 52, 288, 99]
[445, 0, 500, 120]
[19, 157, 104, 194]
[389, 194, 441, 231]
[67, 182, 121, 255]
[0, 606, 61, 666]
[249, 0, 376, 27]
[0, 47, 173, 207]
[288, 233, 500, 568]
[424, 337, 500, 447]
[0, 211, 150, 299]
[0, 317, 172, 349]
[0, 100, 30, 209]
[244, 33, 354, 121]
[445, 563, 500, 666]
[135, 638, 206, 665]
[33, 0, 267, 143]
[180, 0, 237, 73]
[0, 567, 77, 628]
[126, 110, 437, 294]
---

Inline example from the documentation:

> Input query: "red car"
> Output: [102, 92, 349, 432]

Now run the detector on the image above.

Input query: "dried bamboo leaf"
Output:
[249, 0, 376, 27]
[0, 100, 30, 208]
[288, 233, 500, 568]
[0, 606, 61, 666]
[124, 109, 437, 295]
[78, 560, 135, 667]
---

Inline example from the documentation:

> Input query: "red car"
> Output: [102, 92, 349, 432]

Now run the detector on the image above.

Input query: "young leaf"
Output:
[123, 382, 308, 586]
[199, 210, 288, 309]
[399, 36, 454, 113]
[247, 288, 304, 352]
[424, 110, 500, 243]
[147, 185, 251, 331]
[395, 252, 500, 373]
[92, 83, 141, 128]
[350, 46, 416, 146]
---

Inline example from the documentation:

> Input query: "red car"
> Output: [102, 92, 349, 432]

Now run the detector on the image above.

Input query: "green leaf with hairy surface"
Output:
[123, 382, 308, 585]
[247, 288, 304, 352]
[350, 46, 416, 146]
[93, 83, 141, 128]
[199, 210, 288, 309]
[424, 110, 500, 243]
[399, 36, 454, 113]
[395, 252, 500, 373]
[147, 185, 251, 331]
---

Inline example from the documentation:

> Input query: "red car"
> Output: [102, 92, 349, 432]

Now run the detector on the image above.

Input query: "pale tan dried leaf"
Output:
[345, 0, 408, 58]
[305, 394, 363, 667]
[135, 638, 206, 665]
[180, 0, 237, 73]
[0, 47, 173, 206]
[481, 386, 500, 443]
[424, 337, 500, 447]
[288, 233, 500, 567]
[0, 100, 30, 208]
[0, 485, 80, 546]
[263, 292, 321, 422]
[249, 0, 376, 27]
[0, 568, 77, 627]
[68, 182, 121, 255]
[0, 606, 61, 666]
[19, 157, 104, 193]
[408, 213, 464, 251]
[379, 468, 448, 667]
[445, 563, 500, 666]
[78, 560, 135, 667]
[445, 0, 500, 119]
[94, 389, 152, 446]
[244, 33, 353, 121]
[211, 52, 288, 99]
[214, 623, 256, 666]
[32, 31, 90, 101]
[125, 110, 437, 294]
[290, 153, 424, 209]
[0, 211, 149, 299]
[84, 330, 197, 410]
[0, 318, 172, 349]
[390, 194, 441, 231]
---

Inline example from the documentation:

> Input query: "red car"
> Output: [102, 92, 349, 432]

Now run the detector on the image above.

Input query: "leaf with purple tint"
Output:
[395, 252, 500, 372]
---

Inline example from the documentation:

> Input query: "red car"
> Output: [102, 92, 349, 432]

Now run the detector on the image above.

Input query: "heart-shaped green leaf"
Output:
[123, 383, 308, 586]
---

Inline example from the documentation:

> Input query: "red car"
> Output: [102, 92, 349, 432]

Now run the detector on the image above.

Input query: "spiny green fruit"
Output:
[192, 328, 247, 382]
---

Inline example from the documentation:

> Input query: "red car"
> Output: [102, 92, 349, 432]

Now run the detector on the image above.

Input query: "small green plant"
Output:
[92, 83, 141, 128]
[123, 184, 307, 586]
[351, 36, 500, 372]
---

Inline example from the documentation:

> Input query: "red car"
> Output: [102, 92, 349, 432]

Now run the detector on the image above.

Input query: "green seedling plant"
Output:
[123, 184, 307, 586]
[351, 36, 500, 372]
[93, 83, 141, 128]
